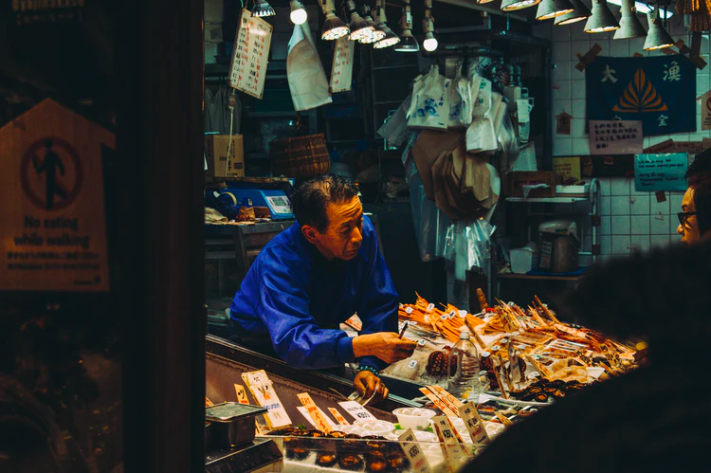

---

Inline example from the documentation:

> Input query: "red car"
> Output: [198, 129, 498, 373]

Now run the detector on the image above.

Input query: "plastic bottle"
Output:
[447, 326, 481, 399]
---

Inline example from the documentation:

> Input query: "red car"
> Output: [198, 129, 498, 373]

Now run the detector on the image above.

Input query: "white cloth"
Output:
[287, 24, 332, 111]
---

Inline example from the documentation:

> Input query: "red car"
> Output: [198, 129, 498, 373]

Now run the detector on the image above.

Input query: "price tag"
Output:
[432, 416, 462, 444]
[431, 386, 464, 410]
[328, 407, 351, 426]
[345, 314, 363, 331]
[426, 303, 435, 312]
[424, 316, 430, 323]
[418, 387, 456, 417]
[296, 405, 337, 430]
[440, 314, 448, 321]
[405, 307, 414, 315]
[241, 370, 292, 429]
[448, 310, 457, 319]
[399, 303, 404, 309]
[297, 393, 333, 433]
[234, 384, 250, 404]
[458, 310, 468, 318]
[330, 36, 355, 93]
[408, 360, 418, 369]
[457, 402, 491, 444]
[338, 400, 377, 421]
[398, 429, 431, 473]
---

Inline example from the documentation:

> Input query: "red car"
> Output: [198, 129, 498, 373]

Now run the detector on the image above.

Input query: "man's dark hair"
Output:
[290, 175, 358, 232]
[686, 150, 711, 185]
[695, 182, 711, 237]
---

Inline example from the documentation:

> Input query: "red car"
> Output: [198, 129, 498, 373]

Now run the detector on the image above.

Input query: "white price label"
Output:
[458, 310, 468, 318]
[440, 314, 448, 321]
[426, 303, 435, 312]
[398, 429, 431, 473]
[405, 307, 414, 314]
[408, 360, 418, 369]
[297, 393, 333, 433]
[448, 310, 457, 319]
[457, 402, 491, 444]
[338, 401, 376, 421]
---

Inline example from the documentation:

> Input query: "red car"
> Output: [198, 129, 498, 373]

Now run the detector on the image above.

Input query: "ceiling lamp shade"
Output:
[584, 0, 620, 33]
[478, 0, 497, 4]
[320, 0, 350, 40]
[613, 0, 647, 39]
[252, 0, 276, 17]
[360, 5, 386, 44]
[374, 2, 400, 49]
[536, 0, 575, 20]
[346, 1, 374, 41]
[394, 0, 420, 52]
[644, 6, 674, 50]
[554, 0, 591, 25]
[501, 0, 542, 12]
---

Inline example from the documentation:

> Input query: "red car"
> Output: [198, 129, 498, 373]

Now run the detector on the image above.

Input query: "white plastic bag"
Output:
[466, 117, 497, 153]
[448, 63, 464, 128]
[406, 65, 451, 131]
[471, 77, 491, 119]
[456, 77, 473, 127]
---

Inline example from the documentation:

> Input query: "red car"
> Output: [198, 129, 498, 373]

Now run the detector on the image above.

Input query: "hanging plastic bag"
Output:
[406, 65, 451, 131]
[456, 75, 474, 127]
[448, 62, 464, 129]
[465, 117, 497, 154]
[443, 219, 495, 281]
[471, 77, 491, 119]
[378, 94, 412, 147]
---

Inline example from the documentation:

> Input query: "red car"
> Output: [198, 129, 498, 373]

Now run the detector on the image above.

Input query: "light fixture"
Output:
[290, 0, 308, 25]
[320, 0, 350, 40]
[501, 0, 542, 12]
[554, 0, 591, 25]
[536, 0, 575, 20]
[584, 0, 620, 33]
[644, 4, 674, 50]
[360, 4, 386, 44]
[374, 1, 400, 49]
[477, 0, 497, 4]
[252, 0, 276, 17]
[346, 0, 374, 41]
[422, 0, 438, 52]
[394, 0, 420, 52]
[607, 0, 674, 19]
[613, 0, 646, 39]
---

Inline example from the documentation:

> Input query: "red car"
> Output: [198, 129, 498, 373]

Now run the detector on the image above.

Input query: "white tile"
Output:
[571, 117, 586, 137]
[573, 138, 590, 155]
[610, 178, 631, 196]
[552, 62, 572, 82]
[631, 215, 651, 234]
[600, 235, 612, 255]
[554, 80, 572, 100]
[630, 235, 651, 253]
[651, 234, 671, 249]
[702, 34, 710, 55]
[553, 24, 572, 42]
[650, 214, 670, 234]
[554, 139, 573, 156]
[592, 39, 609, 54]
[553, 41, 572, 63]
[579, 255, 592, 266]
[611, 235, 631, 254]
[611, 196, 631, 215]
[600, 196, 611, 215]
[670, 216, 681, 234]
[650, 194, 670, 215]
[628, 37, 645, 55]
[669, 192, 685, 212]
[609, 40, 629, 57]
[572, 99, 585, 119]
[698, 76, 710, 94]
[571, 79, 586, 100]
[599, 178, 611, 196]
[630, 195, 650, 215]
[671, 233, 682, 245]
[611, 216, 631, 234]
[532, 23, 553, 40]
[553, 99, 573, 117]
[601, 216, 611, 235]
[571, 28, 589, 42]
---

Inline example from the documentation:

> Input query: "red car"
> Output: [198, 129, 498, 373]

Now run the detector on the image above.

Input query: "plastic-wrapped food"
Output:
[444, 219, 495, 281]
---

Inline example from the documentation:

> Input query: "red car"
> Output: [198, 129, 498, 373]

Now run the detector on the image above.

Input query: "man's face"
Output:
[678, 187, 701, 246]
[306, 197, 364, 261]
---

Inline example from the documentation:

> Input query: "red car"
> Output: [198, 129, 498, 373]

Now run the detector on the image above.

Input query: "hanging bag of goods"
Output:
[447, 62, 466, 129]
[406, 65, 452, 131]
[269, 133, 330, 179]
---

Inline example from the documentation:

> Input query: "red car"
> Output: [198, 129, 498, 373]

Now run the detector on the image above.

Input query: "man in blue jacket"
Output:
[230, 175, 416, 402]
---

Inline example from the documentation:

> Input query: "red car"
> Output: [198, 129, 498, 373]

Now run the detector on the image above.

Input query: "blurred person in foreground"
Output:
[464, 241, 711, 472]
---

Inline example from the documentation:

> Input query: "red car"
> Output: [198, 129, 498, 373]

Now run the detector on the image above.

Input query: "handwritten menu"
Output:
[229, 9, 273, 99]
[588, 120, 643, 155]
[330, 37, 354, 93]
[634, 153, 689, 192]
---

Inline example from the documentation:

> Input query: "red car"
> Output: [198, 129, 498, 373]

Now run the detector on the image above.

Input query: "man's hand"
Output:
[352, 332, 417, 364]
[354, 370, 389, 404]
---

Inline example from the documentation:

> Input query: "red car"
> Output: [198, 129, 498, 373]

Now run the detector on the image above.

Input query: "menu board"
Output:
[330, 37, 355, 93]
[588, 120, 643, 155]
[229, 9, 273, 99]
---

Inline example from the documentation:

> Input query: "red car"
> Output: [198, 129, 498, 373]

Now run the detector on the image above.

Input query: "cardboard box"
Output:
[205, 134, 244, 180]
[505, 171, 560, 198]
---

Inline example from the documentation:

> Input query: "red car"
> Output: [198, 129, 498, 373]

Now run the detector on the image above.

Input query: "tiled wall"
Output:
[532, 12, 697, 257]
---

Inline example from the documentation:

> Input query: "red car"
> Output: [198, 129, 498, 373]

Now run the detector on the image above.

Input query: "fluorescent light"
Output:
[607, 0, 674, 19]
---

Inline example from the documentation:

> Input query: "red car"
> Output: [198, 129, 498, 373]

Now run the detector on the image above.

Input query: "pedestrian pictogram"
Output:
[21, 137, 83, 211]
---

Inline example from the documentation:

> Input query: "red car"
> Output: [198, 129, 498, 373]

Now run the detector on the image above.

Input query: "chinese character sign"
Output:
[330, 37, 354, 93]
[228, 9, 273, 99]
[586, 56, 695, 136]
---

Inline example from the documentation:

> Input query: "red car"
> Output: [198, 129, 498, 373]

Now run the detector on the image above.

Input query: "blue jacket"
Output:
[230, 216, 398, 371]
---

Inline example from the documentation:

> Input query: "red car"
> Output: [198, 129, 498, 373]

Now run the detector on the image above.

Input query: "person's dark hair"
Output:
[290, 175, 359, 232]
[686, 150, 711, 185]
[695, 182, 711, 237]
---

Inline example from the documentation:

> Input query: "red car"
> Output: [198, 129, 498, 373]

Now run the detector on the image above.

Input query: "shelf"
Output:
[372, 64, 418, 71]
[497, 273, 582, 281]
[505, 197, 588, 203]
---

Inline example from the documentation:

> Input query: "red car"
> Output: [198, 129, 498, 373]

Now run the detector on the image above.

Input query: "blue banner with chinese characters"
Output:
[586, 55, 695, 136]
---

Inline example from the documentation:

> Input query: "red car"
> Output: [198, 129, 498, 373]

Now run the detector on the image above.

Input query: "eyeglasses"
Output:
[677, 212, 698, 225]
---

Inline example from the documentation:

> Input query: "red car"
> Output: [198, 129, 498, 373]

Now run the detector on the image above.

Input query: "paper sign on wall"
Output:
[552, 157, 581, 181]
[589, 120, 643, 155]
[634, 153, 689, 191]
[0, 99, 111, 292]
[699, 90, 711, 130]
[229, 9, 273, 99]
[330, 37, 355, 93]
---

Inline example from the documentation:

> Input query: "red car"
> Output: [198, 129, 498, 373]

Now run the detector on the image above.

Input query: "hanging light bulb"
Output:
[252, 0, 276, 17]
[613, 0, 647, 39]
[644, 4, 674, 50]
[422, 0, 438, 52]
[374, 0, 400, 49]
[394, 0, 419, 52]
[290, 0, 308, 25]
[554, 0, 591, 25]
[360, 4, 386, 44]
[584, 0, 620, 33]
[320, 0, 350, 40]
[535, 0, 575, 20]
[501, 0, 542, 12]
[346, 0, 374, 41]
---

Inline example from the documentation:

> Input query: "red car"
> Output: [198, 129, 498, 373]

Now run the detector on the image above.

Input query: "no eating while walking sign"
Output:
[0, 99, 112, 292]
